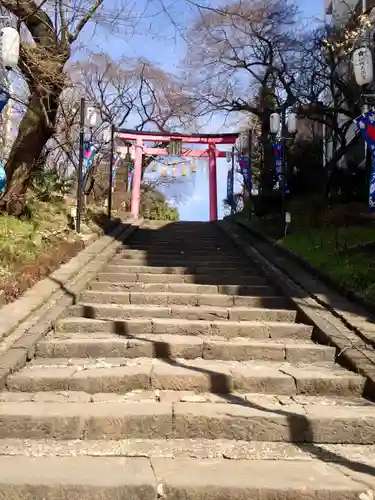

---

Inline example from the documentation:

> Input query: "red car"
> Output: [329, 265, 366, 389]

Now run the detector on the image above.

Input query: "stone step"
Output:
[1, 390, 372, 407]
[104, 264, 259, 275]
[124, 241, 238, 248]
[119, 248, 243, 257]
[36, 334, 335, 362]
[111, 257, 249, 267]
[79, 290, 288, 309]
[0, 399, 373, 443]
[6, 358, 365, 397]
[88, 281, 277, 296]
[114, 252, 246, 262]
[1, 436, 374, 462]
[96, 272, 268, 285]
[55, 317, 313, 340]
[67, 303, 296, 322]
[0, 455, 369, 499]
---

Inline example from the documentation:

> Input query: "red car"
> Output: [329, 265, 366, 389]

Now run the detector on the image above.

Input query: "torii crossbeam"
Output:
[116, 129, 239, 221]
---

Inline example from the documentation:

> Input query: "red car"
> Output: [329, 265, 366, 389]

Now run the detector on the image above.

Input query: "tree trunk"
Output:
[0, 85, 61, 215]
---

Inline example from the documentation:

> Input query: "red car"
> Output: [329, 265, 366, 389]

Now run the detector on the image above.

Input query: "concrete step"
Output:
[0, 455, 369, 499]
[67, 303, 296, 322]
[96, 272, 268, 285]
[55, 317, 313, 340]
[0, 398, 373, 443]
[104, 264, 259, 275]
[79, 290, 288, 308]
[6, 358, 365, 397]
[88, 281, 277, 296]
[36, 334, 335, 362]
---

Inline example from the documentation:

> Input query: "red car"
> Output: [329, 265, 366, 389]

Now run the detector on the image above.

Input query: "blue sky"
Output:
[92, 0, 324, 221]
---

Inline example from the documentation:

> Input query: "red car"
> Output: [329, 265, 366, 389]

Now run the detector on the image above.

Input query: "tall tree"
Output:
[0, 0, 134, 215]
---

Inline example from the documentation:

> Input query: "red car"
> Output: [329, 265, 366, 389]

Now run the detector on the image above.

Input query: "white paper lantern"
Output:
[352, 47, 374, 86]
[287, 112, 297, 135]
[85, 106, 99, 128]
[270, 112, 281, 135]
[0, 27, 20, 69]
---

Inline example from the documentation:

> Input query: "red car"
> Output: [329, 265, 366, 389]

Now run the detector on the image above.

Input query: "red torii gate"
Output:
[116, 129, 239, 221]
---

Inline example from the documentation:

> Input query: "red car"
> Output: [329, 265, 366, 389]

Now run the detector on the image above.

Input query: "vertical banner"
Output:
[128, 163, 135, 191]
[272, 143, 289, 194]
[82, 141, 96, 188]
[356, 110, 375, 211]
[112, 154, 120, 190]
[226, 169, 234, 207]
[273, 143, 282, 186]
[0, 161, 5, 194]
[0, 89, 9, 114]
[239, 155, 252, 193]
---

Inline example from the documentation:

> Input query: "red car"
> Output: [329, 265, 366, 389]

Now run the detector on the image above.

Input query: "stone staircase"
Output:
[0, 221, 374, 498]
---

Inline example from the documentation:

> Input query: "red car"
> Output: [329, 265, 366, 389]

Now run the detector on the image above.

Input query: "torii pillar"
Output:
[208, 141, 218, 221]
[131, 137, 143, 218]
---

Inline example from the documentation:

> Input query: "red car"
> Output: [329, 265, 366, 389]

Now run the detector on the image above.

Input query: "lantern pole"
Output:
[108, 123, 115, 220]
[270, 106, 297, 236]
[76, 97, 85, 234]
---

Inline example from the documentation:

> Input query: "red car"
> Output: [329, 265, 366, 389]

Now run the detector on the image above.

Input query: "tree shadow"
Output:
[69, 219, 375, 482]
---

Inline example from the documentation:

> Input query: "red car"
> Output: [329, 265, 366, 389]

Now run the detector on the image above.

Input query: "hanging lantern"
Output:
[270, 112, 281, 135]
[352, 47, 374, 86]
[226, 151, 232, 163]
[172, 167, 177, 178]
[152, 163, 157, 172]
[161, 166, 167, 177]
[191, 159, 197, 173]
[182, 167, 187, 176]
[0, 27, 20, 70]
[287, 112, 297, 135]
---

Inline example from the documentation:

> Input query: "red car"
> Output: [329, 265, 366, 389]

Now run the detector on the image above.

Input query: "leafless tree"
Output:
[0, 0, 142, 215]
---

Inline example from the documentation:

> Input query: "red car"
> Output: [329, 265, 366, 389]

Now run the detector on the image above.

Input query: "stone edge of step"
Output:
[219, 220, 375, 401]
[0, 219, 143, 392]
[0, 455, 371, 498]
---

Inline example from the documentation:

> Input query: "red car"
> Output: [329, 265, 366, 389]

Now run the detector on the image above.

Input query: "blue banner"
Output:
[0, 89, 9, 114]
[112, 155, 120, 186]
[0, 161, 5, 194]
[356, 110, 375, 211]
[272, 143, 289, 194]
[82, 141, 96, 188]
[239, 155, 252, 193]
[227, 169, 234, 207]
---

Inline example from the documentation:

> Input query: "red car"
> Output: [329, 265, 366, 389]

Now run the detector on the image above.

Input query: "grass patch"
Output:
[0, 198, 101, 303]
[232, 212, 375, 304]
[281, 226, 375, 302]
